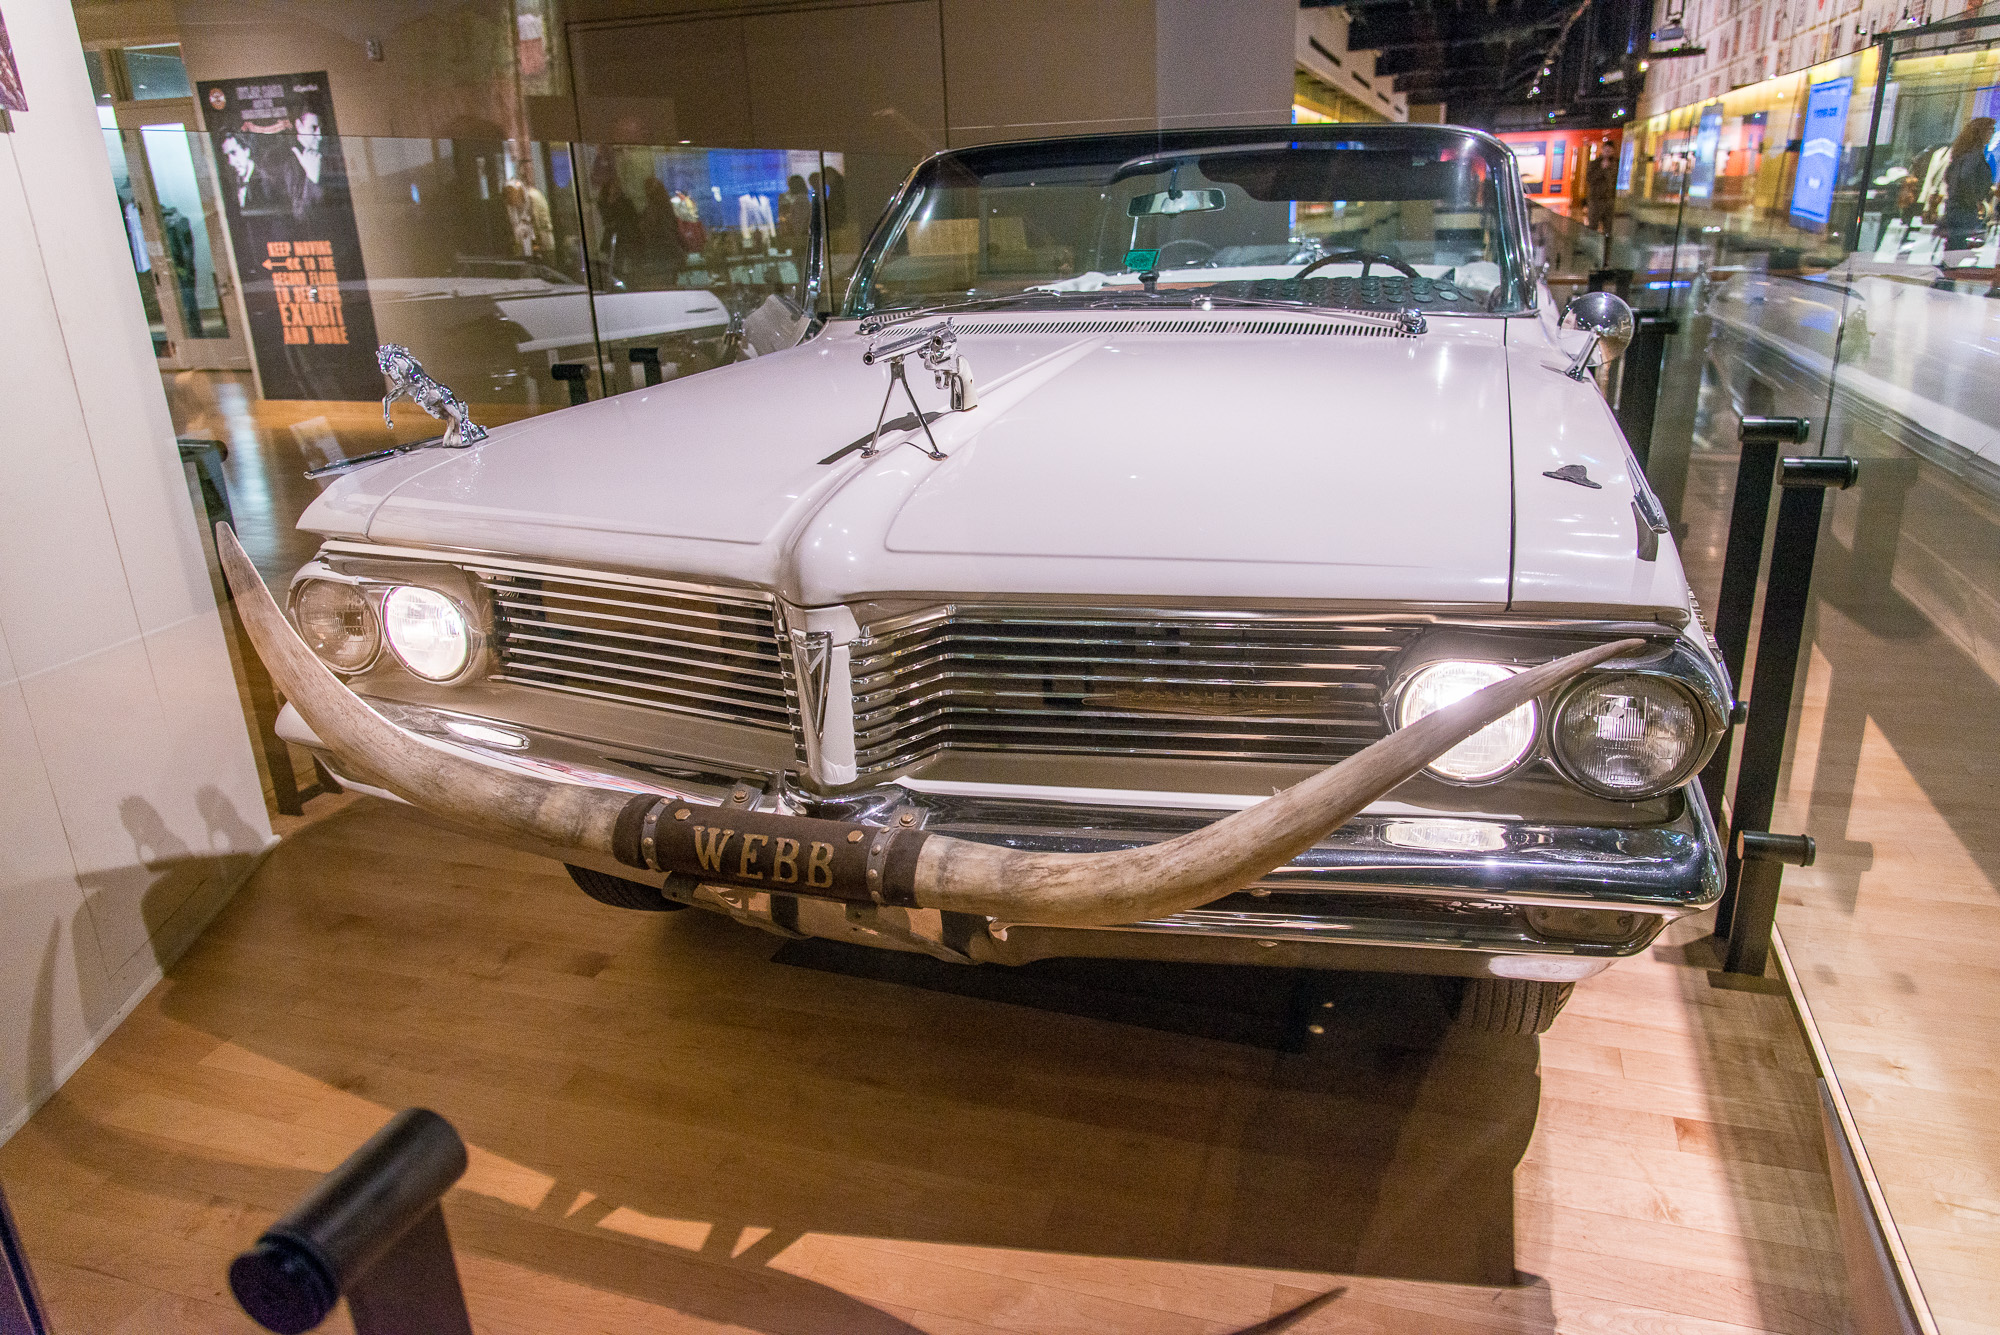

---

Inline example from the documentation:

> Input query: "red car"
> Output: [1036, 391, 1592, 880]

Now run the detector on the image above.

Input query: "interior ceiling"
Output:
[1303, 0, 1647, 128]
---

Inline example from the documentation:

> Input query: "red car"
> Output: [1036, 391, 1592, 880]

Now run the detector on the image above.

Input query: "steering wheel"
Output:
[1154, 238, 1217, 268]
[1293, 249, 1421, 281]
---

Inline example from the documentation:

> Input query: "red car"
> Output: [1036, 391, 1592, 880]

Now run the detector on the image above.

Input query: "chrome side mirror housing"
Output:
[1561, 290, 1635, 380]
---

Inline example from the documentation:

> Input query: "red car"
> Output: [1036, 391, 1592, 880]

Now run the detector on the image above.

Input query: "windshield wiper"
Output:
[858, 288, 1430, 335]
[856, 293, 1082, 333]
[1082, 290, 1428, 334]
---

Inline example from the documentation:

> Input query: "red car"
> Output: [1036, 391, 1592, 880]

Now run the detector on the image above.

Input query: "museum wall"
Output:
[165, 0, 1296, 148]
[0, 0, 273, 1142]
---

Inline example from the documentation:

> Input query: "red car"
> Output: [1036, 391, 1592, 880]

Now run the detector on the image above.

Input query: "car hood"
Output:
[312, 318, 1519, 606]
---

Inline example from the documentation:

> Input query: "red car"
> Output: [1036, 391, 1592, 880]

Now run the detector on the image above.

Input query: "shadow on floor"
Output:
[28, 801, 1555, 1331]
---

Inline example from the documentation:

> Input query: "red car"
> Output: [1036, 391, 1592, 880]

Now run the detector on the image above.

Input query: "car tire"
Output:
[565, 864, 687, 912]
[1452, 978, 1574, 1035]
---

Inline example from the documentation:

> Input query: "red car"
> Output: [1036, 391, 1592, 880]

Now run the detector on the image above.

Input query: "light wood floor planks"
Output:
[0, 795, 1848, 1333]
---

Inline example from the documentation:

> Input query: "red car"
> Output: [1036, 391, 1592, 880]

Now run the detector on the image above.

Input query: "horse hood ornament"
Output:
[377, 344, 488, 447]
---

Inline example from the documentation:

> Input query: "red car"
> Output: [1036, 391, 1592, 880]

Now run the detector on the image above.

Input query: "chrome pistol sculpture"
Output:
[859, 317, 977, 461]
[304, 344, 490, 479]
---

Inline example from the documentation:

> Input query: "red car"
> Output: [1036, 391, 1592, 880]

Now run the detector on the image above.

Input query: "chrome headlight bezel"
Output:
[381, 583, 476, 682]
[1549, 670, 1712, 800]
[1391, 660, 1542, 785]
[1386, 635, 1727, 798]
[287, 577, 382, 675]
[285, 560, 489, 686]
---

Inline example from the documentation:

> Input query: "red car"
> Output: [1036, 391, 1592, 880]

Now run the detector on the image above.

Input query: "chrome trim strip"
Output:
[501, 645, 790, 698]
[492, 674, 791, 728]
[486, 584, 775, 628]
[496, 628, 786, 679]
[318, 541, 780, 605]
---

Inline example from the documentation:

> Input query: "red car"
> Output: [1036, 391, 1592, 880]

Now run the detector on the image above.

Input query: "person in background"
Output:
[1940, 116, 1996, 253]
[593, 158, 641, 288]
[1585, 140, 1617, 234]
[638, 177, 688, 282]
[777, 174, 811, 248]
[503, 176, 554, 261]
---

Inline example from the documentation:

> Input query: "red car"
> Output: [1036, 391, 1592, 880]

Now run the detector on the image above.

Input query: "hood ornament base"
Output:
[860, 318, 973, 461]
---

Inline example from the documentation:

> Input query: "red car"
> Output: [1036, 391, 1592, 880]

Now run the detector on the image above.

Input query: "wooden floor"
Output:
[1, 796, 1849, 1333]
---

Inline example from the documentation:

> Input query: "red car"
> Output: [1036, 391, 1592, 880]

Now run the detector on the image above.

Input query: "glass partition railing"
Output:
[112, 127, 918, 589]
[1618, 17, 2000, 1329]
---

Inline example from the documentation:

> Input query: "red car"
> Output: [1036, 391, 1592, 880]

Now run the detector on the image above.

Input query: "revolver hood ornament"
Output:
[213, 520, 1638, 929]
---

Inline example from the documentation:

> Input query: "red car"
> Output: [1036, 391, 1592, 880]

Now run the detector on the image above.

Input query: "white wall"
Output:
[0, 0, 274, 1144]
[1157, 0, 1295, 130]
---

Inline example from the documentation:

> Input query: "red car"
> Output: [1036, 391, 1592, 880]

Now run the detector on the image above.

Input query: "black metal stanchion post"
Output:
[230, 1109, 473, 1335]
[629, 346, 663, 386]
[551, 362, 591, 406]
[1614, 312, 1678, 473]
[1, 1184, 51, 1335]
[1696, 415, 1813, 832]
[1713, 453, 1858, 946]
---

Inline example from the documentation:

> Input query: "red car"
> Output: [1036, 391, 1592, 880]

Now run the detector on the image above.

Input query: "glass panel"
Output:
[573, 141, 826, 385]
[1638, 21, 2000, 1326]
[122, 44, 192, 101]
[101, 116, 168, 353]
[847, 128, 1530, 321]
[139, 124, 230, 338]
[83, 50, 115, 105]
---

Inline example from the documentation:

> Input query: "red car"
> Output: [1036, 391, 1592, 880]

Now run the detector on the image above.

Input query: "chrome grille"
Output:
[477, 567, 792, 731]
[851, 612, 1417, 774]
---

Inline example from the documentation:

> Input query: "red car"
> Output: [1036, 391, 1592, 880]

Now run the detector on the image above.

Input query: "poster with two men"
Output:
[199, 70, 381, 400]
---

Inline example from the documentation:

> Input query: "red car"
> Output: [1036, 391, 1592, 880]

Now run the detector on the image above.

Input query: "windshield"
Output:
[845, 126, 1531, 320]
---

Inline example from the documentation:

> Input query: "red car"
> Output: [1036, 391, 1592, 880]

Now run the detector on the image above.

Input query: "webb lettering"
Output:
[690, 826, 735, 873]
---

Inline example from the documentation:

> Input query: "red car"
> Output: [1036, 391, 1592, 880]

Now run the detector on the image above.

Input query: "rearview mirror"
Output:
[1127, 188, 1227, 218]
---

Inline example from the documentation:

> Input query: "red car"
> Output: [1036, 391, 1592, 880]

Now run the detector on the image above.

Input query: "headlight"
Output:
[381, 585, 471, 681]
[1553, 673, 1701, 798]
[1395, 661, 1539, 783]
[291, 580, 378, 672]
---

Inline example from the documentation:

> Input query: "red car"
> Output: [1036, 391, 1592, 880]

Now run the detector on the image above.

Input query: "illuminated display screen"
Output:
[1790, 76, 1852, 227]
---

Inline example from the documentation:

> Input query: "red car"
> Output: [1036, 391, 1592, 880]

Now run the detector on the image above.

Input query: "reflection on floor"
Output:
[0, 799, 1846, 1332]
[1672, 327, 2000, 1331]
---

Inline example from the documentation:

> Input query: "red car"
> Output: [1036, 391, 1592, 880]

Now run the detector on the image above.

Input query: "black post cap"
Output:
[1779, 455, 1860, 490]
[229, 1237, 340, 1334]
[1735, 830, 1816, 866]
[1740, 416, 1812, 444]
[228, 1109, 468, 1332]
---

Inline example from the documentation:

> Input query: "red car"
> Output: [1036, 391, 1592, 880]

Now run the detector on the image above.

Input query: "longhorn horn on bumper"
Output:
[217, 523, 1641, 929]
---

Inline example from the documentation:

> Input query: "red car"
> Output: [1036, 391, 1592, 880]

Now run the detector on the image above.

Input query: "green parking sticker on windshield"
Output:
[1124, 248, 1160, 272]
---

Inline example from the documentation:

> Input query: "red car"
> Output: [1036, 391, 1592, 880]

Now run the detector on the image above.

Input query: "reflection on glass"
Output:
[83, 50, 114, 105]
[570, 143, 829, 383]
[1638, 30, 2000, 1324]
[849, 126, 1527, 322]
[123, 44, 192, 100]
[100, 120, 168, 352]
[139, 125, 229, 338]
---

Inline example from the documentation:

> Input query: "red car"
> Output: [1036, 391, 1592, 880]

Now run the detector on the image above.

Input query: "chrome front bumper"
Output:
[279, 699, 1723, 979]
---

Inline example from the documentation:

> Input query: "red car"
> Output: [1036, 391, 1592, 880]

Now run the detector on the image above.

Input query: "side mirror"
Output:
[1561, 290, 1635, 380]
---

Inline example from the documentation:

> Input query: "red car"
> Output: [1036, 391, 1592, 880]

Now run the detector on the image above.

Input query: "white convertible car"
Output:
[247, 124, 1729, 1034]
